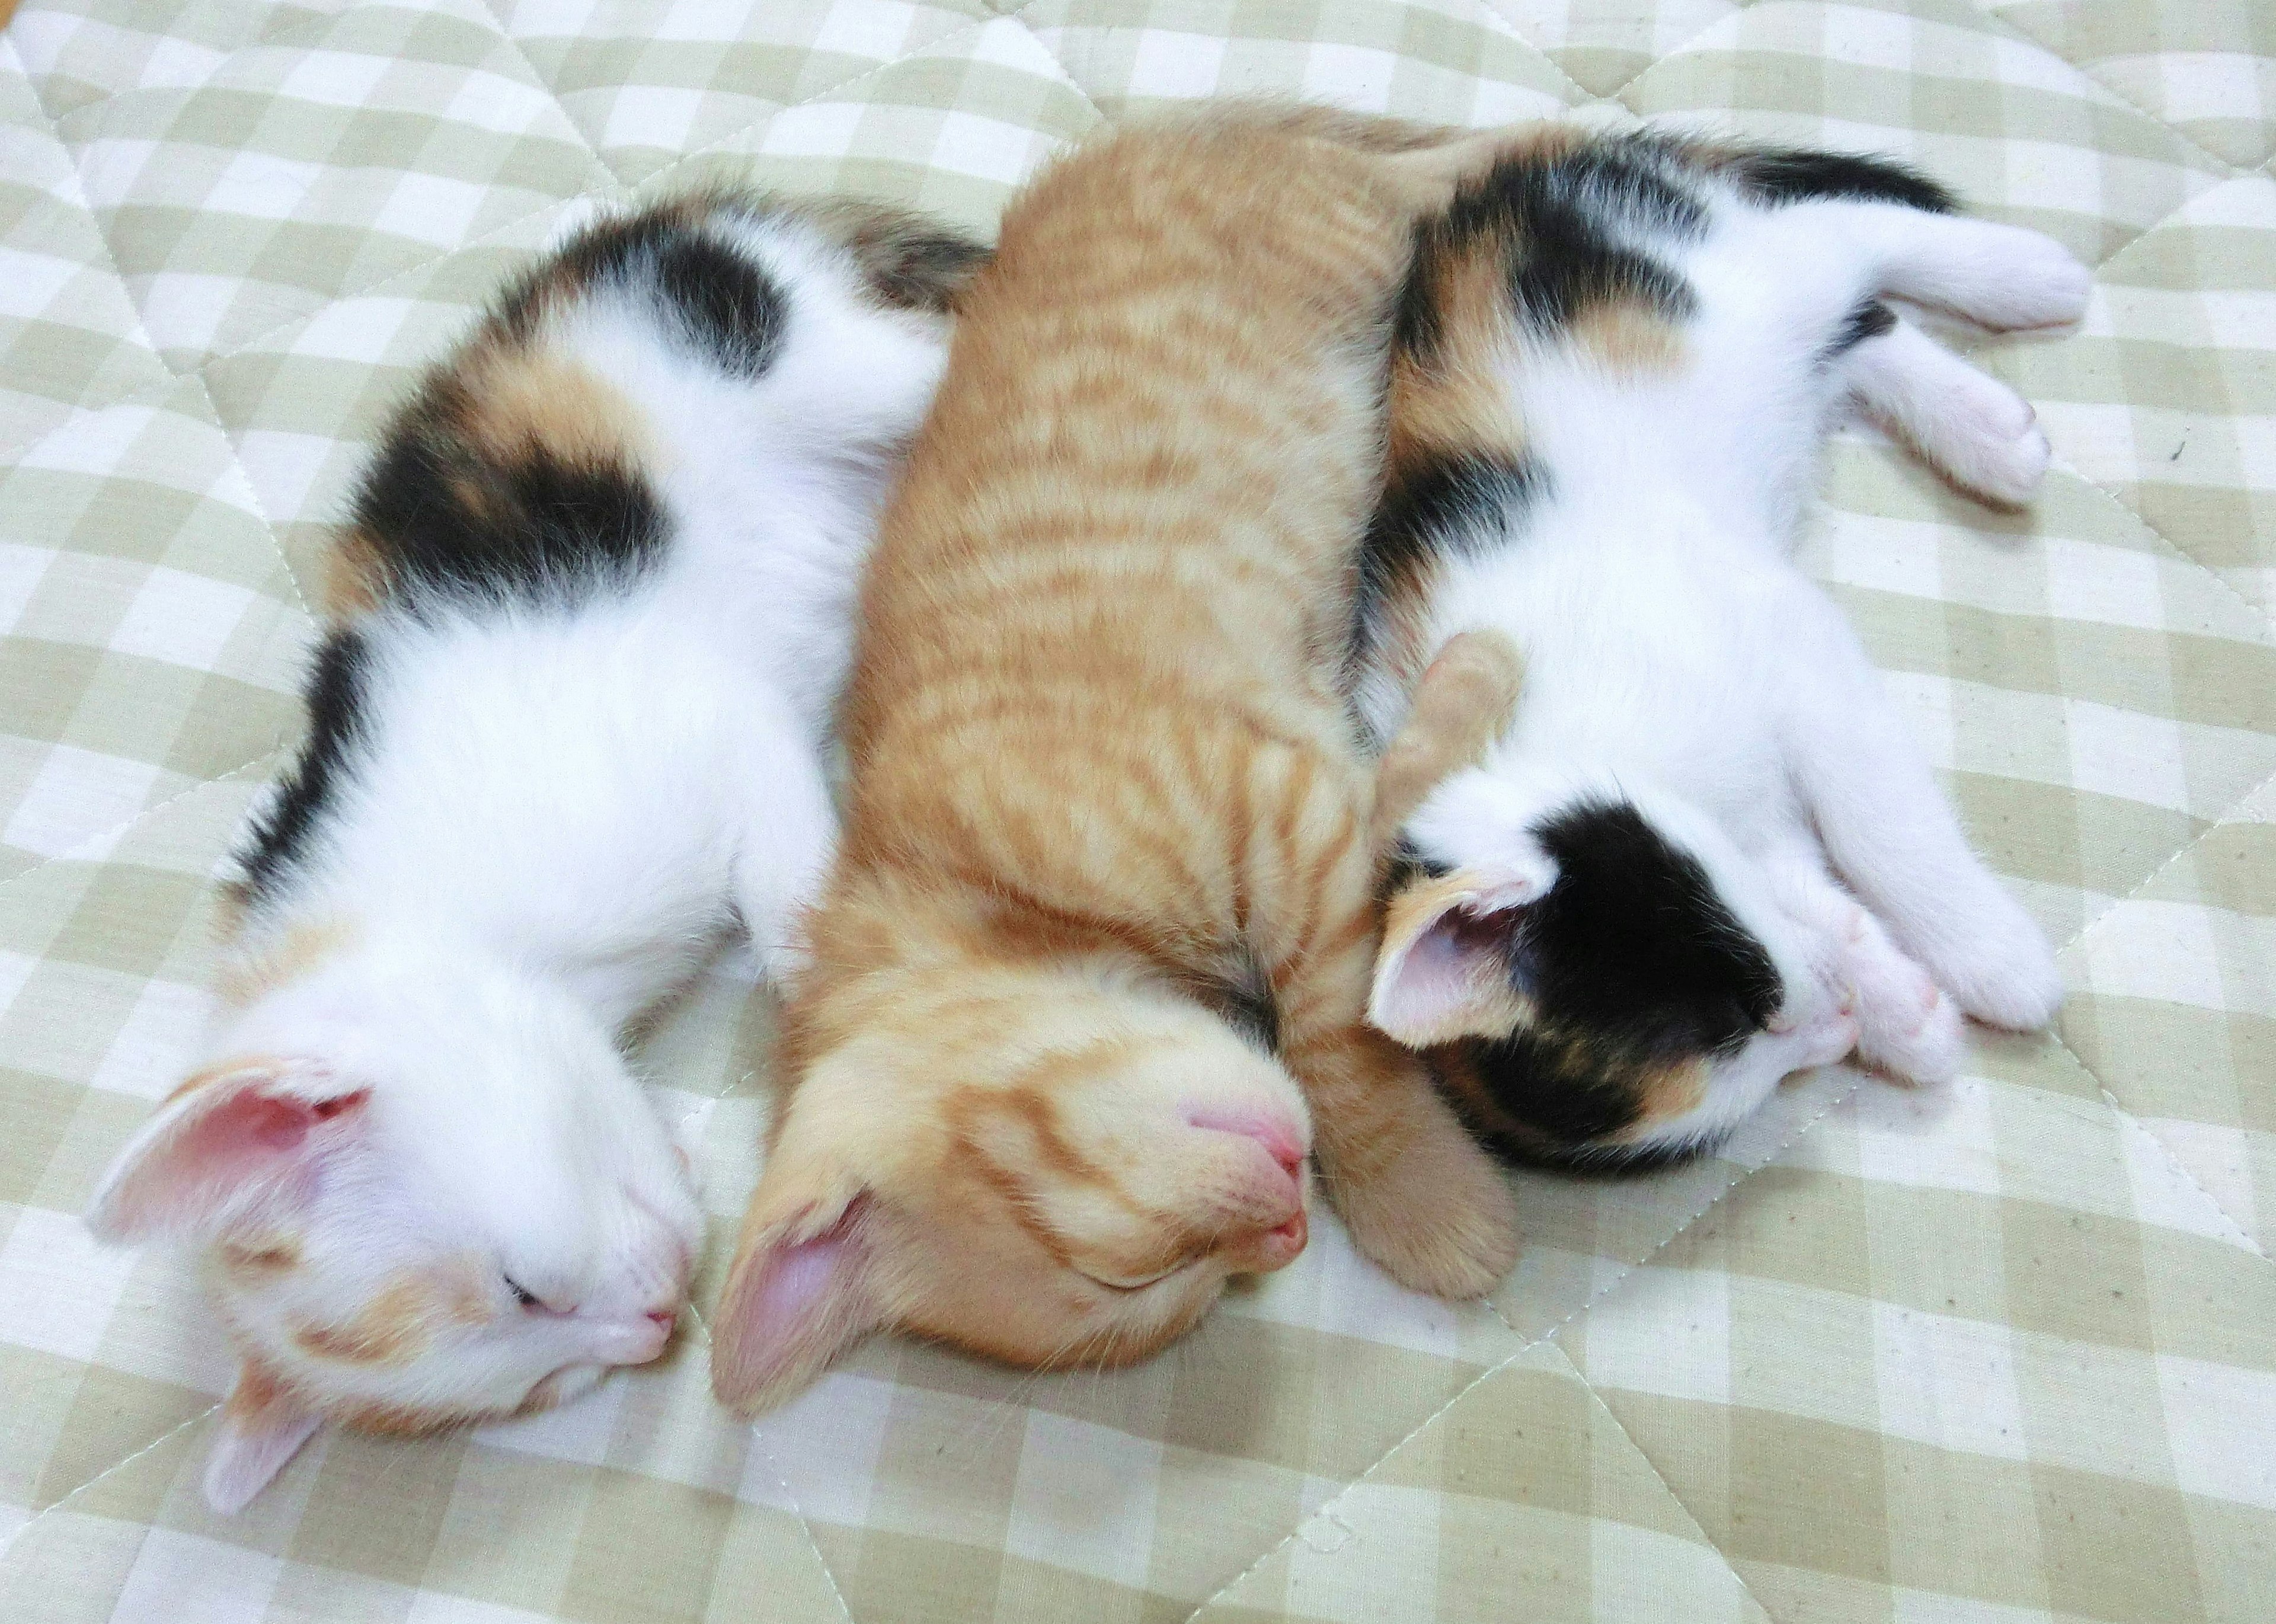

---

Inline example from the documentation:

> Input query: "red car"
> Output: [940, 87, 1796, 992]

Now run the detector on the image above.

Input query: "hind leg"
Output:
[1829, 202, 2090, 333]
[1845, 316, 2052, 506]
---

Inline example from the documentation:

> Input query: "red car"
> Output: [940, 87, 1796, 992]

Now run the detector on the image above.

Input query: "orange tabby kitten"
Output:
[711, 109, 1532, 1410]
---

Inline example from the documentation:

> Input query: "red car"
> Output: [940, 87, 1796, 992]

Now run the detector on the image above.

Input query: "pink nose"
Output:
[1184, 1105, 1306, 1171]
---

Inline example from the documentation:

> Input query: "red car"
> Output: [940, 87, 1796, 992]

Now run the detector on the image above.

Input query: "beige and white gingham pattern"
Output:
[1, 2, 2269, 1619]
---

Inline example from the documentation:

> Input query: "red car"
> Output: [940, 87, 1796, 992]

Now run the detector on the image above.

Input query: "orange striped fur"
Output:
[714, 110, 1535, 1411]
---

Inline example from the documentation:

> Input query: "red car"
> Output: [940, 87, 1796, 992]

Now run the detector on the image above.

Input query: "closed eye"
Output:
[503, 1275, 570, 1316]
[1081, 1262, 1184, 1293]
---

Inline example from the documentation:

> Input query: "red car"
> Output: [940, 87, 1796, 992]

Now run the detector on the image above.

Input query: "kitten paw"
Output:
[1926, 905, 2064, 1032]
[1935, 372, 2053, 506]
[1335, 1129, 1521, 1300]
[1861, 981, 1967, 1086]
[1951, 225, 2092, 333]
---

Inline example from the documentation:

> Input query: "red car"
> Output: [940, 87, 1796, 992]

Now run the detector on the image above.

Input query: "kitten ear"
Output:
[1370, 863, 1555, 1046]
[710, 1163, 883, 1414]
[204, 1361, 322, 1514]
[85, 1058, 369, 1243]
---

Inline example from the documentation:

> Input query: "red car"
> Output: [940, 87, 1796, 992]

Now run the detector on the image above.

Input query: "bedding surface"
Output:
[0, 2, 2270, 1620]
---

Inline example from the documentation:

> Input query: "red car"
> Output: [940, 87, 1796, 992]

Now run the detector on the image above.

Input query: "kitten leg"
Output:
[1779, 593, 2063, 1031]
[1370, 628, 1524, 846]
[1845, 316, 2052, 507]
[733, 724, 838, 987]
[1764, 853, 1965, 1085]
[1277, 903, 1523, 1300]
[1270, 637, 1527, 1299]
[1831, 203, 2091, 334]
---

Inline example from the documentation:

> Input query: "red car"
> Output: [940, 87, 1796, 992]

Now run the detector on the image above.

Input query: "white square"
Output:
[369, 172, 490, 251]
[1302, 43, 1396, 111]
[1005, 1411, 1162, 1589]
[108, 567, 257, 672]
[88, 974, 214, 1102]
[1872, 1301, 2029, 1460]
[599, 86, 704, 155]
[1128, 31, 1227, 99]
[0, 542, 56, 638]
[2159, 1353, 2276, 1510]
[1575, 1265, 1730, 1405]
[3, 744, 163, 859]
[110, 1526, 283, 1624]
[929, 111, 1043, 187]
[751, 1369, 896, 1527]
[0, 1205, 143, 1364]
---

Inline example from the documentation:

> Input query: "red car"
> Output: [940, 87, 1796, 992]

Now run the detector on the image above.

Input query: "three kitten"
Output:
[85, 190, 986, 1510]
[85, 111, 2079, 1504]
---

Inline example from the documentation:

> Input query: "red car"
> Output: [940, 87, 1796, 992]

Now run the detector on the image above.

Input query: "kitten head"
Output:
[86, 946, 701, 1513]
[711, 941, 1311, 1413]
[1371, 781, 1858, 1166]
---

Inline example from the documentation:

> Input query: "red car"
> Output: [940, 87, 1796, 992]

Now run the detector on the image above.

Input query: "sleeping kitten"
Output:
[709, 110, 1540, 1414]
[1357, 132, 2081, 1166]
[83, 190, 987, 1511]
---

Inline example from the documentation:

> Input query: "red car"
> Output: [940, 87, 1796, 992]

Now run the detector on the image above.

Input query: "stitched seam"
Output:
[1542, 1337, 1775, 1622]
[679, 1283, 858, 1624]
[2054, 759, 2276, 963]
[0, 749, 283, 903]
[118, 13, 1005, 393]
[0, 1403, 220, 1572]
[2040, 442, 2276, 640]
[2050, 1019, 2272, 1267]
[1181, 1342, 1532, 1621]
[1482, 1072, 1869, 1350]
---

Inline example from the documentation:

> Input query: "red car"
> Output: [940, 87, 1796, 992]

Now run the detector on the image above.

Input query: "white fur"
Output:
[1374, 190, 2083, 1156]
[88, 207, 954, 1509]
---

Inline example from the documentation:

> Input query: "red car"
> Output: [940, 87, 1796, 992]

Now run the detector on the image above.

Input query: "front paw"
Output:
[1332, 1118, 1520, 1299]
[1929, 901, 2064, 1031]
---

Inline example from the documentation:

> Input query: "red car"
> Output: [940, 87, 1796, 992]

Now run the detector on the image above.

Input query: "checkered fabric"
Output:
[0, 2, 2269, 1619]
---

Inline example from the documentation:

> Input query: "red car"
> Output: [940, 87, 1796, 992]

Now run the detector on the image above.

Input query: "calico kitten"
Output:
[1356, 131, 2081, 1166]
[710, 110, 1537, 1413]
[84, 190, 987, 1511]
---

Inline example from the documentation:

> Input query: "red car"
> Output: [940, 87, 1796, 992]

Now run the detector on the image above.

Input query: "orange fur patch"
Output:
[461, 345, 650, 473]
[213, 918, 354, 1009]
[728, 111, 1535, 1393]
[324, 526, 392, 618]
[220, 1235, 301, 1277]
[292, 1273, 439, 1367]
[1570, 300, 1686, 373]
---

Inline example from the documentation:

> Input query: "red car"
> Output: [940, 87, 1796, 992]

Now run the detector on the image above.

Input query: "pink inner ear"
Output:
[752, 1236, 847, 1331]
[88, 1072, 369, 1241]
[1374, 900, 1522, 1041]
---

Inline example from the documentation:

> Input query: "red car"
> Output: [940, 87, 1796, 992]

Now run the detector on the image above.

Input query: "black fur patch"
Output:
[349, 400, 668, 608]
[1348, 452, 1548, 683]
[1825, 297, 1897, 362]
[1447, 801, 1782, 1156]
[235, 627, 372, 901]
[846, 223, 991, 312]
[1395, 138, 1703, 365]
[1722, 148, 1957, 215]
[503, 209, 787, 378]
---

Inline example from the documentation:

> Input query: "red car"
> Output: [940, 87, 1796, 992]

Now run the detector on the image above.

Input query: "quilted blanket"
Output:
[1, 2, 2269, 1620]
